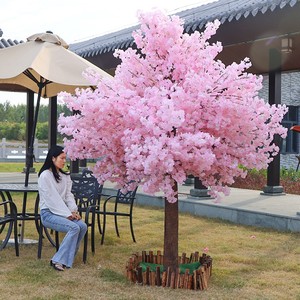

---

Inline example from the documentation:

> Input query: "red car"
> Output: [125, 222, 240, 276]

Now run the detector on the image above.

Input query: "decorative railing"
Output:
[0, 138, 48, 161]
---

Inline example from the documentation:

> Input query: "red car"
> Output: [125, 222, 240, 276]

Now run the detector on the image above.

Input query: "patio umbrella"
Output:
[0, 32, 112, 186]
[290, 125, 300, 133]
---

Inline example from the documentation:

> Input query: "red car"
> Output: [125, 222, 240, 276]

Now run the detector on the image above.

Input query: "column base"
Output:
[261, 185, 285, 196]
[22, 167, 36, 174]
[189, 188, 212, 199]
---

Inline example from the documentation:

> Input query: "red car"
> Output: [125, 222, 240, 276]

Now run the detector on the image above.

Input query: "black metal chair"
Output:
[0, 200, 19, 256]
[71, 175, 102, 263]
[87, 186, 138, 245]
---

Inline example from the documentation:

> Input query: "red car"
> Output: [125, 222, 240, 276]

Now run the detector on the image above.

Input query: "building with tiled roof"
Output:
[70, 0, 300, 74]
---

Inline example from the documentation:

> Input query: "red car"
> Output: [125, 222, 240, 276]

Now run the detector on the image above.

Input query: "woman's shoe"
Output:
[50, 260, 66, 269]
[52, 262, 65, 271]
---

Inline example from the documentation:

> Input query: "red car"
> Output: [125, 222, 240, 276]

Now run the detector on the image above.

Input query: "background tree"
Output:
[0, 102, 71, 141]
[58, 10, 287, 272]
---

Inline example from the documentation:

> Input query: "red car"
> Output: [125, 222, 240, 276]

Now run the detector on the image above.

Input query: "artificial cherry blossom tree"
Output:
[58, 10, 287, 272]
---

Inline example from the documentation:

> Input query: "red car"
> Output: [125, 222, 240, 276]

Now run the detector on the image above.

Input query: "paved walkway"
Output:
[1, 172, 300, 232]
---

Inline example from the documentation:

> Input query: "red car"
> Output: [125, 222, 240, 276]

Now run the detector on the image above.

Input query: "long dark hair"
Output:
[38, 145, 69, 182]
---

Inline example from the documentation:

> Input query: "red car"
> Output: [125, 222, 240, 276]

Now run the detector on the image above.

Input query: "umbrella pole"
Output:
[24, 81, 44, 187]
[21, 80, 43, 243]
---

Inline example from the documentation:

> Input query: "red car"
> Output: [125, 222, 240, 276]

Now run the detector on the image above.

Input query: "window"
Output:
[282, 106, 299, 154]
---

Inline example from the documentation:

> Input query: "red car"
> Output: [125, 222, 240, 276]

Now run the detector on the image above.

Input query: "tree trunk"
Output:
[163, 181, 179, 273]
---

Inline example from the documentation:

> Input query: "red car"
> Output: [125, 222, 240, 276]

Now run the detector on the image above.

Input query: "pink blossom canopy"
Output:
[58, 9, 287, 202]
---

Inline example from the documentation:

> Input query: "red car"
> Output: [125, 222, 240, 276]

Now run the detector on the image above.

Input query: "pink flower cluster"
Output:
[58, 9, 287, 203]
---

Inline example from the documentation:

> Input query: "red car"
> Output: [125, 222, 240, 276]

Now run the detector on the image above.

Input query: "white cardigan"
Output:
[38, 170, 77, 217]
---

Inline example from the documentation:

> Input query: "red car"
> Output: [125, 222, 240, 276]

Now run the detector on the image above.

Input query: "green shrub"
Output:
[0, 122, 26, 140]
[36, 122, 48, 140]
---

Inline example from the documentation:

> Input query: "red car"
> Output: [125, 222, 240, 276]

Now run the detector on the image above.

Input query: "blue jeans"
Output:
[40, 209, 87, 268]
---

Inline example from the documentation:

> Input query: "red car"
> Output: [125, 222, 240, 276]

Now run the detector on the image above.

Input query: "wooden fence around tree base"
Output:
[126, 250, 212, 290]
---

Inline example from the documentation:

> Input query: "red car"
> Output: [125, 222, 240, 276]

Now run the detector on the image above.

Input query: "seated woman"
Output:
[38, 145, 87, 271]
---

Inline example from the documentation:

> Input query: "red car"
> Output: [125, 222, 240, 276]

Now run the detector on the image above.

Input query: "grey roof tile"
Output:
[70, 0, 298, 58]
[0, 38, 24, 49]
[261, 5, 268, 13]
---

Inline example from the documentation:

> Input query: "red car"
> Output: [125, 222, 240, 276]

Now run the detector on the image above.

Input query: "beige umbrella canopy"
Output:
[0, 32, 111, 97]
[0, 32, 112, 185]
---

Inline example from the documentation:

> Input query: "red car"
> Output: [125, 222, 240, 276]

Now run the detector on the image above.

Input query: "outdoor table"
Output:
[0, 183, 40, 244]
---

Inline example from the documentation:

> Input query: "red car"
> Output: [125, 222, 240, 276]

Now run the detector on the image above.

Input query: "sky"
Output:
[0, 0, 215, 104]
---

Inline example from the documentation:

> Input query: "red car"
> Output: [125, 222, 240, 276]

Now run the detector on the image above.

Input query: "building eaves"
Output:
[70, 0, 298, 58]
[70, 25, 138, 58]
[181, 0, 298, 33]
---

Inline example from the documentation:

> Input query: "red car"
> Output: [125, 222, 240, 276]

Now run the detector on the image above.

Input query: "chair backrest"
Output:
[82, 169, 94, 178]
[116, 187, 138, 205]
[71, 176, 100, 209]
[81, 169, 104, 196]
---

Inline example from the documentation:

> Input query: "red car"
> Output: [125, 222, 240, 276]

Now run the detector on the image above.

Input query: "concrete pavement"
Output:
[1, 172, 300, 232]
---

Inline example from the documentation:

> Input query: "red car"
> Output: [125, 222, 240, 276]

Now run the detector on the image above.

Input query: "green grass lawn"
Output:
[1, 192, 300, 300]
[0, 162, 93, 173]
[0, 162, 36, 172]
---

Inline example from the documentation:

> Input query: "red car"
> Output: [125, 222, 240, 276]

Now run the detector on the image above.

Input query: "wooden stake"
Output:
[200, 253, 206, 264]
[162, 271, 167, 287]
[200, 266, 207, 289]
[146, 266, 150, 285]
[137, 266, 143, 284]
[198, 268, 204, 290]
[126, 270, 131, 281]
[184, 269, 189, 289]
[157, 250, 161, 265]
[149, 251, 153, 263]
[142, 272, 147, 285]
[189, 252, 194, 263]
[137, 254, 142, 264]
[170, 272, 176, 289]
[181, 252, 186, 264]
[193, 270, 198, 290]
[187, 274, 193, 289]
[150, 272, 156, 286]
[180, 273, 185, 289]
[156, 266, 161, 286]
